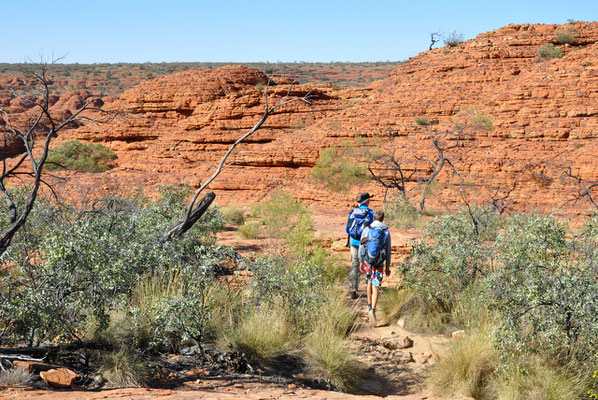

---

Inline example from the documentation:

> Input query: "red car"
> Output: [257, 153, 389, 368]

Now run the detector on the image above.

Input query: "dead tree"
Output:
[563, 167, 598, 210]
[161, 77, 314, 242]
[0, 59, 111, 257]
[414, 127, 462, 212]
[367, 140, 418, 204]
[429, 32, 442, 50]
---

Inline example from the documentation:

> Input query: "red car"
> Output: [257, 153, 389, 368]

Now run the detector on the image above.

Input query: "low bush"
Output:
[308, 248, 347, 284]
[491, 359, 587, 400]
[310, 143, 369, 193]
[537, 44, 563, 60]
[251, 191, 308, 240]
[402, 208, 501, 331]
[221, 205, 246, 226]
[223, 305, 296, 367]
[46, 140, 117, 172]
[555, 28, 576, 45]
[444, 31, 464, 47]
[303, 324, 359, 392]
[130, 270, 210, 351]
[384, 196, 425, 230]
[238, 221, 261, 239]
[0, 186, 224, 347]
[492, 214, 598, 367]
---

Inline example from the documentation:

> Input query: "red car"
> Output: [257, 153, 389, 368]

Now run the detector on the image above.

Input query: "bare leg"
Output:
[367, 280, 372, 306]
[372, 285, 380, 311]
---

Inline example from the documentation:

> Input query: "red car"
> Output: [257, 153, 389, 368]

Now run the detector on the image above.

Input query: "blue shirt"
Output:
[345, 204, 374, 247]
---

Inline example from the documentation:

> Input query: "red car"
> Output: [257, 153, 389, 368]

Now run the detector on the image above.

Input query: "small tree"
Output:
[0, 58, 113, 256]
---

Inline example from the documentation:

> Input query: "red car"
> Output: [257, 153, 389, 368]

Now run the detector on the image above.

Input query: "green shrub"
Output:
[310, 144, 369, 193]
[537, 44, 563, 60]
[492, 214, 598, 366]
[414, 116, 431, 126]
[589, 370, 598, 400]
[238, 221, 261, 239]
[130, 270, 210, 351]
[402, 208, 502, 331]
[385, 196, 425, 230]
[285, 214, 314, 257]
[46, 140, 117, 172]
[308, 248, 347, 284]
[444, 31, 464, 47]
[251, 191, 308, 238]
[555, 29, 576, 45]
[0, 187, 224, 347]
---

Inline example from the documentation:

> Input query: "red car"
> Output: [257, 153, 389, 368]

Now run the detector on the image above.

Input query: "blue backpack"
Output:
[347, 207, 369, 240]
[365, 226, 387, 267]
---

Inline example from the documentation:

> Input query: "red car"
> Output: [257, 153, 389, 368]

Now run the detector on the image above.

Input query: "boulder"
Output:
[39, 368, 78, 389]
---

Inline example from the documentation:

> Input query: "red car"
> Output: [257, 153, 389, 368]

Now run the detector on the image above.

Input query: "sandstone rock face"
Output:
[49, 23, 598, 216]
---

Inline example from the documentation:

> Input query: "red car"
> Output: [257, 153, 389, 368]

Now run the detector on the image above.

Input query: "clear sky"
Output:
[3, 0, 597, 64]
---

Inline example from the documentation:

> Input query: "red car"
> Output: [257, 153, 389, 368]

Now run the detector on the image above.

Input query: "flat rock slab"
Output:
[39, 368, 78, 389]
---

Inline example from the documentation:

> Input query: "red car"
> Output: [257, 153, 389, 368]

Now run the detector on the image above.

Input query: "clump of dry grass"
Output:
[427, 321, 498, 399]
[0, 368, 34, 386]
[221, 205, 246, 226]
[97, 348, 147, 387]
[491, 359, 587, 400]
[301, 288, 360, 392]
[222, 305, 297, 367]
[302, 325, 360, 392]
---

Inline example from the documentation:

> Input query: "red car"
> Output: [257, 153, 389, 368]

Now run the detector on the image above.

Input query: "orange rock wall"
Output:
[51, 23, 598, 216]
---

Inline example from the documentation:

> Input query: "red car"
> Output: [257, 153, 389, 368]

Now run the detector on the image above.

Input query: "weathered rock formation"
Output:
[40, 23, 598, 216]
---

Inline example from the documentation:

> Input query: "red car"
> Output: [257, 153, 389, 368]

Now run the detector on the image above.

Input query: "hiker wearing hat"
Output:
[359, 210, 391, 327]
[345, 192, 374, 299]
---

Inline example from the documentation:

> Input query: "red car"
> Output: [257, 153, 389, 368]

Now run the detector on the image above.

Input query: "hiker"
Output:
[345, 192, 374, 299]
[359, 210, 391, 327]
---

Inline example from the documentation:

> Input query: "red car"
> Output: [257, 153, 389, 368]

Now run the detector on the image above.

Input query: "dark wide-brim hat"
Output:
[356, 192, 372, 204]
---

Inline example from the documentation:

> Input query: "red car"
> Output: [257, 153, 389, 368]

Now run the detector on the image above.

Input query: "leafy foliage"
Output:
[538, 44, 563, 60]
[0, 186, 224, 348]
[46, 140, 117, 172]
[402, 207, 501, 327]
[555, 28, 576, 44]
[492, 214, 598, 365]
[310, 143, 369, 193]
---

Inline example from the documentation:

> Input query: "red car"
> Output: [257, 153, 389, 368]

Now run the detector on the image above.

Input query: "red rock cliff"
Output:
[55, 23, 597, 215]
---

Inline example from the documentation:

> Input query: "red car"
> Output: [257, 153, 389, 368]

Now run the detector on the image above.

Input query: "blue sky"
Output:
[3, 0, 597, 63]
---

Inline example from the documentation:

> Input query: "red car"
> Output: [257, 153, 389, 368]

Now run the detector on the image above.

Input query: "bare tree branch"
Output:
[162, 75, 314, 242]
[0, 58, 110, 256]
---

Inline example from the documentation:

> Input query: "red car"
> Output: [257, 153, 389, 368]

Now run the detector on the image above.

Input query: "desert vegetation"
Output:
[379, 208, 598, 399]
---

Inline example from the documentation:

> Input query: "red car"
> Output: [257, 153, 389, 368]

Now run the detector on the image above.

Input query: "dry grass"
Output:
[0, 368, 34, 386]
[97, 348, 147, 387]
[222, 305, 297, 367]
[491, 359, 587, 400]
[221, 205, 246, 226]
[238, 221, 261, 239]
[301, 288, 360, 392]
[427, 321, 498, 399]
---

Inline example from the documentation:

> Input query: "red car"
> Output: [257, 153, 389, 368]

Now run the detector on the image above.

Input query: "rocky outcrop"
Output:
[48, 23, 598, 216]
